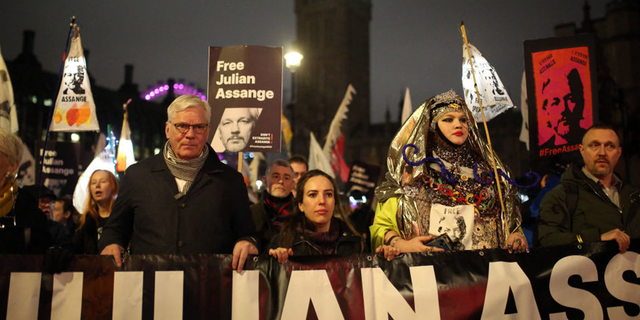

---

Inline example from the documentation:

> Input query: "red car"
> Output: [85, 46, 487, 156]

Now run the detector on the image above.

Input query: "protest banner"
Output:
[1, 241, 637, 319]
[524, 35, 598, 170]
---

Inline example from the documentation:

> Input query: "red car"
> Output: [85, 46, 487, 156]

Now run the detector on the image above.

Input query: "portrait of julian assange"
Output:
[211, 107, 262, 153]
[62, 64, 86, 95]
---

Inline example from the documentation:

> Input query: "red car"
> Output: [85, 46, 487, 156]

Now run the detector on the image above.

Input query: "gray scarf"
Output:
[163, 141, 209, 197]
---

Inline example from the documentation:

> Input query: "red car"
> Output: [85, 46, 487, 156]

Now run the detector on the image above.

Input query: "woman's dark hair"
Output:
[278, 169, 360, 248]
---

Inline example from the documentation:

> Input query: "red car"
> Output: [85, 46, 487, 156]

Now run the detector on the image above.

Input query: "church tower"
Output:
[291, 0, 372, 164]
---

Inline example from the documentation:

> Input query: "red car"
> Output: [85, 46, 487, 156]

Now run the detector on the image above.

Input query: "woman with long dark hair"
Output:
[269, 169, 364, 263]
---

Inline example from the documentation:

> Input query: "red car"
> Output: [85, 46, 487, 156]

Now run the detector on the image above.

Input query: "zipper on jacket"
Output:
[581, 180, 618, 208]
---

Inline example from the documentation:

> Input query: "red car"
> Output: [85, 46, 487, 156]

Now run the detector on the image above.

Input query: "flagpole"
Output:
[460, 22, 508, 241]
[37, 17, 76, 187]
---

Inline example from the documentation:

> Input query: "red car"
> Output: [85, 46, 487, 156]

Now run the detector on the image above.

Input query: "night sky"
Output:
[1, 1, 608, 123]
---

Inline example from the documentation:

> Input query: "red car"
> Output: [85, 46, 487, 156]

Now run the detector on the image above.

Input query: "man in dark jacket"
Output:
[23, 185, 73, 251]
[537, 124, 639, 252]
[251, 159, 294, 251]
[99, 95, 258, 272]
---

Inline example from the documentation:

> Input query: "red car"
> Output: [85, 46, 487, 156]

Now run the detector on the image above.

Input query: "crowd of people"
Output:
[0, 91, 638, 273]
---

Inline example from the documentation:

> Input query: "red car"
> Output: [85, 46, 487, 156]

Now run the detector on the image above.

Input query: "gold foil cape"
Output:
[374, 90, 522, 246]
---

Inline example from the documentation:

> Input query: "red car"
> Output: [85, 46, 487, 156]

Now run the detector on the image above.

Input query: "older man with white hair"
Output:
[100, 95, 258, 272]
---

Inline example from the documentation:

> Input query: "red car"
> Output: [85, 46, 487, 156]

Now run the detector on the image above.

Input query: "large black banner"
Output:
[1, 241, 638, 319]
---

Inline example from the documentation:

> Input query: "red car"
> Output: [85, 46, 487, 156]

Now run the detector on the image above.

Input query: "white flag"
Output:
[116, 109, 136, 172]
[519, 71, 530, 150]
[462, 43, 514, 122]
[51, 26, 99, 132]
[401, 87, 413, 124]
[0, 45, 18, 133]
[322, 84, 356, 157]
[309, 132, 335, 178]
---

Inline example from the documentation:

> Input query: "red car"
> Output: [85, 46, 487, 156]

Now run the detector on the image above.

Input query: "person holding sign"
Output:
[99, 95, 258, 272]
[371, 90, 527, 260]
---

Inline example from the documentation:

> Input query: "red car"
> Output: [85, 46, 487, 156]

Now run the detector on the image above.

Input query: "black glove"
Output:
[43, 246, 75, 274]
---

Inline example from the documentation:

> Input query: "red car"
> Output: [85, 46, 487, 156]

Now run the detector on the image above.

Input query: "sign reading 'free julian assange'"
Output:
[0, 241, 638, 319]
[207, 45, 283, 154]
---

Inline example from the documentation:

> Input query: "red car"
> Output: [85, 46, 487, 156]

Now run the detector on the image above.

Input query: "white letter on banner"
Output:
[51, 272, 83, 320]
[232, 270, 259, 320]
[7, 272, 42, 320]
[280, 270, 344, 320]
[361, 266, 441, 320]
[604, 252, 640, 320]
[481, 262, 541, 320]
[548, 256, 602, 320]
[154, 271, 184, 320]
[113, 271, 143, 320]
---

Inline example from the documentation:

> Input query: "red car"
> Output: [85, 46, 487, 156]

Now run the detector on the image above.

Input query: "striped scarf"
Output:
[163, 141, 209, 197]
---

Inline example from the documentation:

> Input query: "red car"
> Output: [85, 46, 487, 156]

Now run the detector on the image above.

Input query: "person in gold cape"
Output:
[371, 90, 528, 260]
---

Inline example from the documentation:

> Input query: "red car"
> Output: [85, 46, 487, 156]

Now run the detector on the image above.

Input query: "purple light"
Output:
[142, 82, 203, 101]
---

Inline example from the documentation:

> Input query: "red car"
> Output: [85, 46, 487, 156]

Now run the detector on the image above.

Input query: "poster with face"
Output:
[207, 46, 282, 153]
[50, 28, 99, 132]
[429, 204, 474, 250]
[0, 47, 18, 133]
[524, 35, 598, 170]
[211, 107, 263, 153]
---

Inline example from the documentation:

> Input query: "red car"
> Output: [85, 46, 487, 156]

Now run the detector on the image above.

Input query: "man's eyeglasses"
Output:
[168, 122, 209, 134]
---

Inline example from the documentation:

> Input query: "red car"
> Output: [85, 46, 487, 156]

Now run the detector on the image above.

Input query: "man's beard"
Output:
[225, 136, 246, 152]
[269, 184, 290, 198]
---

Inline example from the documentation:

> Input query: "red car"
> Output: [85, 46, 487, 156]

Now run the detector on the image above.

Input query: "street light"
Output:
[284, 52, 303, 72]
[284, 51, 303, 154]
[284, 51, 303, 103]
